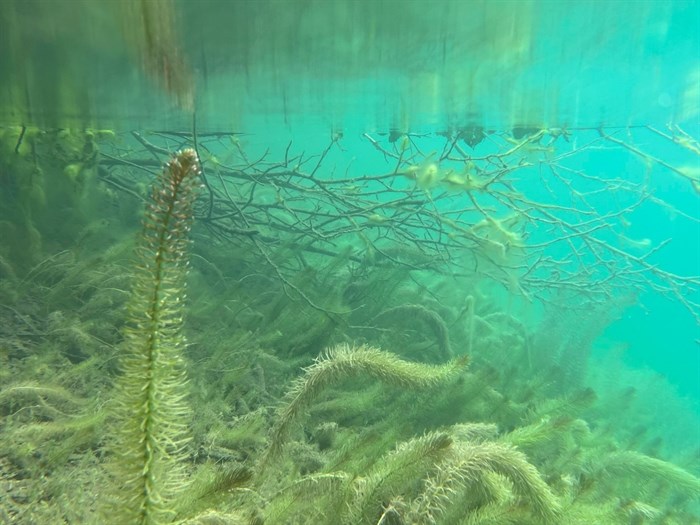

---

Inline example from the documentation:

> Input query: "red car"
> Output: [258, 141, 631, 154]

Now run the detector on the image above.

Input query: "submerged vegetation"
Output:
[105, 149, 202, 524]
[0, 125, 698, 524]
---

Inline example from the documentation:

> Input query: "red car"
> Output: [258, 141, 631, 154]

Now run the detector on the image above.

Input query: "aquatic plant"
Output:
[0, 127, 114, 277]
[370, 304, 453, 361]
[596, 450, 700, 500]
[258, 422, 562, 525]
[105, 149, 201, 524]
[263, 343, 468, 466]
[408, 438, 562, 524]
[1, 125, 699, 524]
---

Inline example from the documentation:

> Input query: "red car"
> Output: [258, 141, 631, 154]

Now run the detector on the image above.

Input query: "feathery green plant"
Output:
[263, 343, 468, 466]
[597, 450, 700, 499]
[107, 149, 201, 524]
[407, 437, 561, 524]
[346, 431, 454, 524]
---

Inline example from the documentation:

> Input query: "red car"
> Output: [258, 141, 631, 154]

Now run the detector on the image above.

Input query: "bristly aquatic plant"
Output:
[107, 149, 201, 524]
[407, 439, 562, 524]
[262, 343, 468, 467]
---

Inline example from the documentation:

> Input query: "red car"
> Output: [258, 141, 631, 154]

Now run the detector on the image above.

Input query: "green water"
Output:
[0, 1, 698, 524]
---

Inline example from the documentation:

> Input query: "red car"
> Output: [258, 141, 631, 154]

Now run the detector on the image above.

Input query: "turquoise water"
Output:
[0, 1, 698, 523]
[2, 1, 699, 130]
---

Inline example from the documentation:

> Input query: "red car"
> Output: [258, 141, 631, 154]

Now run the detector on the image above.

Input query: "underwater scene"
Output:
[0, 1, 699, 524]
